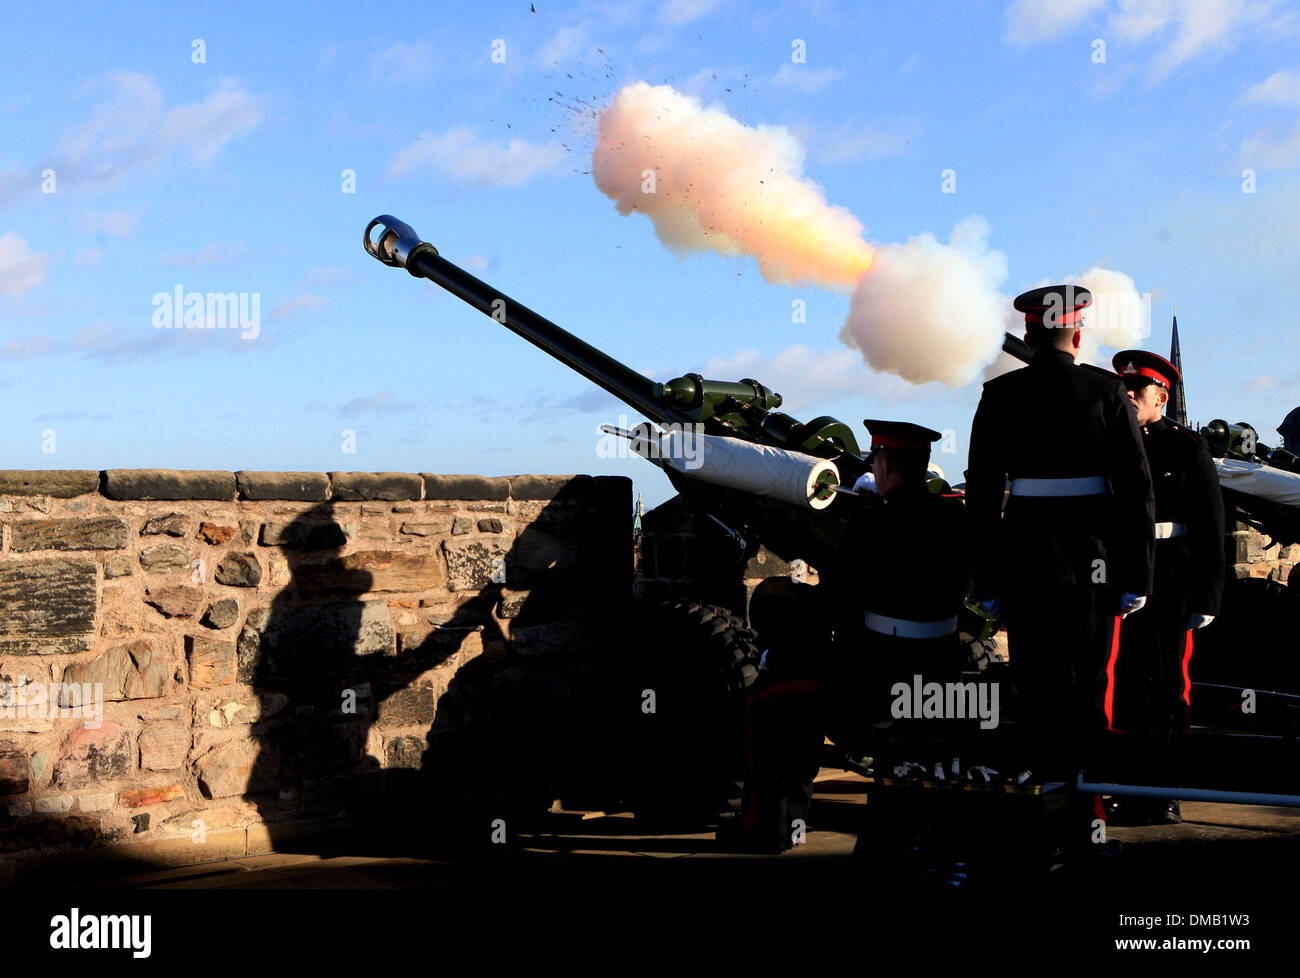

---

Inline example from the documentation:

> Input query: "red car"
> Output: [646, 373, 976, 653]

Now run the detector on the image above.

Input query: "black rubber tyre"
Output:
[615, 599, 761, 828]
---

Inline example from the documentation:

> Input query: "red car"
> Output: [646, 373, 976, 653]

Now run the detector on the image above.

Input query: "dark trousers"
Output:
[1114, 594, 1194, 739]
[1004, 584, 1118, 779]
[737, 674, 823, 846]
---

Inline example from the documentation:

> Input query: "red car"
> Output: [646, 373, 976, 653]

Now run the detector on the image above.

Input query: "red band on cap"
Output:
[1024, 309, 1085, 326]
[1129, 366, 1170, 388]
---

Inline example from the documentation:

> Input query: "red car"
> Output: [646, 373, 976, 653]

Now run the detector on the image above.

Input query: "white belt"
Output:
[864, 612, 959, 639]
[1008, 476, 1107, 497]
[1154, 521, 1186, 540]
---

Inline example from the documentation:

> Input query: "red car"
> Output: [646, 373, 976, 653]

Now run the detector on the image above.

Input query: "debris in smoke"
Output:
[592, 82, 874, 290]
[591, 82, 1148, 390]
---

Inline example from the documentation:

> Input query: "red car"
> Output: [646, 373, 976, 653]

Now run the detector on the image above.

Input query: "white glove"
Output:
[978, 598, 1002, 618]
[852, 471, 877, 494]
[1119, 593, 1147, 617]
[1188, 614, 1215, 630]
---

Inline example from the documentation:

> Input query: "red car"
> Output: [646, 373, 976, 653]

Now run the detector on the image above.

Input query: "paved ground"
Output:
[95, 771, 1300, 891]
[11, 771, 1293, 960]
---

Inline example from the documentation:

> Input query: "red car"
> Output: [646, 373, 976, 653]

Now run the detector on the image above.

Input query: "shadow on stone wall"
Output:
[236, 487, 626, 860]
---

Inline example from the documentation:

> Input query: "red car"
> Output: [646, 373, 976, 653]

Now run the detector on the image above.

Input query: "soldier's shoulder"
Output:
[1167, 422, 1207, 452]
[1078, 362, 1125, 393]
[981, 366, 1025, 393]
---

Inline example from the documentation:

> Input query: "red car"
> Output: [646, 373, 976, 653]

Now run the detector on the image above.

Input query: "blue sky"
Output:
[2, 0, 1298, 507]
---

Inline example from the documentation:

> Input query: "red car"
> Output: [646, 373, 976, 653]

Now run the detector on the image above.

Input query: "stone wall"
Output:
[1228, 522, 1300, 583]
[0, 470, 630, 880]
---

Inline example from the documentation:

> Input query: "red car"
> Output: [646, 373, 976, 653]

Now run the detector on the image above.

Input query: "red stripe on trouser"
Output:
[1104, 615, 1121, 730]
[1181, 629, 1194, 732]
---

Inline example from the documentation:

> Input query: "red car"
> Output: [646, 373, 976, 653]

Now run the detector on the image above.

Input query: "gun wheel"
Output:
[615, 599, 761, 829]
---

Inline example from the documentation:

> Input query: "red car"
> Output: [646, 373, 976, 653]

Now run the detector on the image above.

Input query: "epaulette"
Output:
[1166, 419, 1203, 443]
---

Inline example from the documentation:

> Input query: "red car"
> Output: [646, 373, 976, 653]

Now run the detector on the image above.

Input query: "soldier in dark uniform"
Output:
[965, 285, 1155, 851]
[1108, 350, 1225, 824]
[836, 421, 972, 739]
[1279, 407, 1300, 455]
[727, 420, 971, 851]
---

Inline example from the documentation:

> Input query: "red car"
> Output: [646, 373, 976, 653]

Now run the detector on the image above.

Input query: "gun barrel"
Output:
[1002, 331, 1031, 364]
[364, 215, 691, 427]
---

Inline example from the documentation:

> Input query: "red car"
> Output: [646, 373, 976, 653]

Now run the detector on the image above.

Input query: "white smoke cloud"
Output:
[839, 217, 1010, 388]
[592, 83, 1149, 391]
[1011, 266, 1150, 367]
[1068, 266, 1150, 364]
[592, 82, 874, 290]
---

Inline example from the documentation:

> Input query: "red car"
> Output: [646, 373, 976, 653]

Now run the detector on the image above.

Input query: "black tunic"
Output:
[965, 348, 1155, 599]
[1141, 418, 1225, 616]
[1113, 417, 1226, 737]
[964, 348, 1156, 773]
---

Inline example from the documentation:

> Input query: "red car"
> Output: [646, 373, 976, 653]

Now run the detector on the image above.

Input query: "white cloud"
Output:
[815, 122, 917, 164]
[74, 321, 254, 362]
[385, 124, 568, 186]
[1238, 126, 1300, 169]
[1006, 0, 1279, 82]
[28, 72, 266, 200]
[539, 24, 590, 67]
[371, 41, 436, 84]
[82, 208, 141, 238]
[0, 335, 55, 359]
[270, 293, 329, 322]
[0, 232, 50, 297]
[75, 248, 102, 267]
[1238, 68, 1300, 106]
[771, 64, 843, 94]
[1005, 0, 1108, 43]
[659, 0, 723, 26]
[338, 391, 414, 418]
[1237, 67, 1300, 169]
[699, 345, 920, 412]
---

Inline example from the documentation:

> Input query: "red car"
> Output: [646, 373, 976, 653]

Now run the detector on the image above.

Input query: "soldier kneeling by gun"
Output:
[726, 421, 972, 852]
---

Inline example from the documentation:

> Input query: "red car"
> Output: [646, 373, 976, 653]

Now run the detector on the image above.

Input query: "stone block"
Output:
[201, 599, 239, 630]
[259, 521, 347, 549]
[53, 722, 132, 787]
[442, 539, 508, 591]
[398, 519, 453, 537]
[236, 602, 393, 682]
[0, 558, 97, 655]
[0, 470, 100, 497]
[291, 551, 444, 595]
[139, 544, 191, 573]
[103, 470, 236, 501]
[198, 522, 237, 545]
[138, 724, 190, 770]
[236, 470, 331, 501]
[0, 742, 29, 794]
[509, 474, 595, 502]
[186, 636, 237, 689]
[141, 512, 188, 536]
[215, 552, 262, 587]
[196, 740, 261, 799]
[10, 517, 128, 551]
[329, 472, 423, 501]
[421, 474, 509, 501]
[120, 783, 184, 807]
[60, 638, 172, 703]
[144, 585, 205, 619]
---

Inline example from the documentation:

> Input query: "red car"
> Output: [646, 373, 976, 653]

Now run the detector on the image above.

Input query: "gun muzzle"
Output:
[364, 215, 428, 270]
